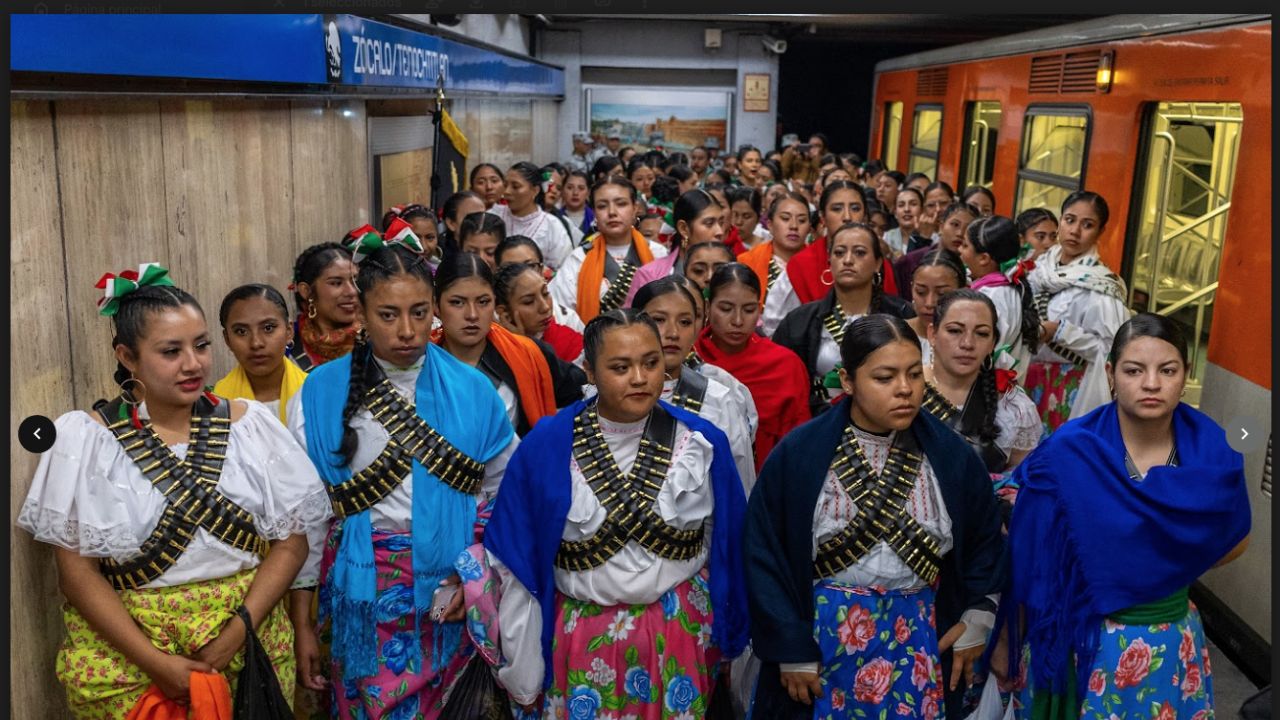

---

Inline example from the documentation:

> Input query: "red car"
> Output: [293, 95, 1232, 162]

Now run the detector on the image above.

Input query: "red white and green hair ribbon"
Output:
[94, 262, 175, 316]
[346, 219, 425, 264]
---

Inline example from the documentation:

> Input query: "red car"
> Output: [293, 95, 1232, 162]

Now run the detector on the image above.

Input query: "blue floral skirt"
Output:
[1013, 603, 1216, 719]
[812, 582, 945, 720]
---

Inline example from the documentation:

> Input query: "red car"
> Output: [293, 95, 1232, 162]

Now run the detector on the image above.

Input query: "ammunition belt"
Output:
[555, 404, 704, 570]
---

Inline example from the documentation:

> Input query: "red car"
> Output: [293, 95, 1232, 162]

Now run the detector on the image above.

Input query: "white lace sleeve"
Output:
[15, 411, 145, 556]
[996, 388, 1044, 454]
[226, 400, 332, 541]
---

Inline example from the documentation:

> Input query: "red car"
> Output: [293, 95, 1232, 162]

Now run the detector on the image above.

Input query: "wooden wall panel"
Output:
[52, 99, 170, 410]
[9, 100, 77, 720]
[290, 100, 370, 258]
[159, 99, 296, 376]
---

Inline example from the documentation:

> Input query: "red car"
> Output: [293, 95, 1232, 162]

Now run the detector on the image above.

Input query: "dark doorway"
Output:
[777, 39, 944, 160]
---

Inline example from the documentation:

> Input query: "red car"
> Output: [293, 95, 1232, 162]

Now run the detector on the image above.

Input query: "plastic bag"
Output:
[232, 606, 292, 720]
[440, 655, 514, 720]
[730, 645, 762, 717]
[964, 673, 1013, 720]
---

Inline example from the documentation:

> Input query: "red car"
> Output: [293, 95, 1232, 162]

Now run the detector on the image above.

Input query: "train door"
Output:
[881, 101, 903, 171]
[907, 104, 943, 179]
[958, 101, 1001, 190]
[1122, 102, 1243, 406]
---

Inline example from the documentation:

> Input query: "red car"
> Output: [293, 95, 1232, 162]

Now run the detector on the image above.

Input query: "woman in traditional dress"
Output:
[728, 185, 771, 248]
[693, 263, 810, 472]
[923, 289, 1041, 474]
[737, 190, 813, 305]
[551, 177, 667, 323]
[762, 181, 899, 336]
[484, 309, 750, 718]
[470, 163, 506, 211]
[905, 248, 967, 367]
[490, 162, 575, 271]
[288, 238, 361, 372]
[18, 263, 327, 718]
[773, 222, 916, 417]
[996, 313, 1250, 720]
[632, 276, 759, 491]
[287, 237, 520, 719]
[440, 191, 487, 257]
[434, 252, 586, 436]
[382, 204, 442, 272]
[1016, 208, 1058, 261]
[495, 260, 584, 366]
[893, 201, 978, 302]
[215, 283, 308, 424]
[458, 211, 507, 271]
[621, 188, 723, 307]
[680, 241, 736, 291]
[958, 215, 1041, 383]
[1024, 191, 1131, 435]
[744, 313, 1005, 720]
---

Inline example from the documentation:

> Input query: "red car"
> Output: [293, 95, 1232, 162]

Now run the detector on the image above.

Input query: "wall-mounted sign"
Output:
[11, 14, 564, 98]
[744, 73, 771, 112]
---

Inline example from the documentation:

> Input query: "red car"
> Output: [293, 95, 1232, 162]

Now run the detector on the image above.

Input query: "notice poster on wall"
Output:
[585, 86, 733, 154]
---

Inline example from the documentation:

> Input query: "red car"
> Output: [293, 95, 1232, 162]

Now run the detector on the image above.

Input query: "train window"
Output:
[1122, 102, 1243, 406]
[881, 101, 903, 171]
[959, 101, 1001, 190]
[907, 105, 943, 179]
[1013, 106, 1091, 216]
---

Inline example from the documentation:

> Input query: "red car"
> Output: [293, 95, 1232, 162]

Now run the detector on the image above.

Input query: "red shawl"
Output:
[785, 236, 898, 303]
[723, 225, 749, 256]
[543, 317, 584, 363]
[694, 327, 811, 472]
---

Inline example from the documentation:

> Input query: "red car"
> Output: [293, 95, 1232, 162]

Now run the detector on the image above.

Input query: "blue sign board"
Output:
[11, 14, 563, 97]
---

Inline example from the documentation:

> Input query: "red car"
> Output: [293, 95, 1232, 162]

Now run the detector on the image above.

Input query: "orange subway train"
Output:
[870, 13, 1271, 681]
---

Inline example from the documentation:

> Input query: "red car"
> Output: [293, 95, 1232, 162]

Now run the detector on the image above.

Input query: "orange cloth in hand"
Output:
[576, 228, 655, 322]
[126, 673, 232, 720]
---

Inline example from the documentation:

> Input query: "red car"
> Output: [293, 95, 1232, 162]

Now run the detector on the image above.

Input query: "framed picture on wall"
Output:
[583, 86, 733, 155]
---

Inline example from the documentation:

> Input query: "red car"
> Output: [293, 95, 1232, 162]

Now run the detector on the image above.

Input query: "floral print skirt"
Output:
[542, 569, 722, 720]
[56, 567, 294, 720]
[1025, 361, 1085, 437]
[319, 526, 502, 720]
[1013, 603, 1215, 719]
[811, 582, 945, 720]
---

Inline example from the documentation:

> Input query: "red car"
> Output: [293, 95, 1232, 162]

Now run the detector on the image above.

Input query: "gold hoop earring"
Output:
[307, 299, 318, 319]
[120, 376, 146, 406]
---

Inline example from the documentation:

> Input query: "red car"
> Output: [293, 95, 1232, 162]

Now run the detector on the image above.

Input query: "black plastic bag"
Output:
[233, 605, 293, 720]
[706, 665, 734, 720]
[440, 655, 514, 720]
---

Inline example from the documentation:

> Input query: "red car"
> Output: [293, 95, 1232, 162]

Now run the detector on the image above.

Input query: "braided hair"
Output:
[582, 308, 661, 371]
[291, 242, 352, 317]
[932, 288, 1001, 444]
[494, 260, 542, 309]
[337, 245, 434, 465]
[828, 221, 886, 313]
[967, 215, 1041, 353]
[380, 203, 434, 234]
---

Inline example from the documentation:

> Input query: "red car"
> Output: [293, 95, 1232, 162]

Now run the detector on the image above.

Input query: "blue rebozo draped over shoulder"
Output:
[1000, 401, 1250, 699]
[484, 398, 750, 687]
[301, 344, 514, 679]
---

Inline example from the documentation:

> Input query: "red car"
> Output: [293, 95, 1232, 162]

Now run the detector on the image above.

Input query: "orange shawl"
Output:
[736, 241, 775, 302]
[433, 324, 557, 429]
[576, 228, 655, 322]
[126, 674, 231, 720]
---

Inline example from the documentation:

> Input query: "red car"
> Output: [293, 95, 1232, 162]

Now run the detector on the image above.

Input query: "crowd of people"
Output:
[17, 127, 1251, 720]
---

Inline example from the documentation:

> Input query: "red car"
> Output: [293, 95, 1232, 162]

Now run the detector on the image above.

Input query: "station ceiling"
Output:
[538, 14, 1102, 46]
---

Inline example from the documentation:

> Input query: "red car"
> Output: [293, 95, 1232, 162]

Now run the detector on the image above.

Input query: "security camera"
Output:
[762, 35, 788, 55]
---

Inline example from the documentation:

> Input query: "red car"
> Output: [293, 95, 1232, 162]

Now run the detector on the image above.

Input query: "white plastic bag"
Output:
[965, 673, 1014, 720]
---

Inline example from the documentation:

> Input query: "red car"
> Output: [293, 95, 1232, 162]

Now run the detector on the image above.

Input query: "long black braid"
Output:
[933, 288, 1001, 444]
[967, 215, 1041, 353]
[336, 244, 434, 466]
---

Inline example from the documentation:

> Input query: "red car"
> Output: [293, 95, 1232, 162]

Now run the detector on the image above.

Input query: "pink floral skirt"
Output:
[318, 525, 502, 720]
[542, 569, 723, 720]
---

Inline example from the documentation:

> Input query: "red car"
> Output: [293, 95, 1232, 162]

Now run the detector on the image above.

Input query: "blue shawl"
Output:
[483, 398, 750, 687]
[301, 345, 514, 678]
[1002, 401, 1250, 698]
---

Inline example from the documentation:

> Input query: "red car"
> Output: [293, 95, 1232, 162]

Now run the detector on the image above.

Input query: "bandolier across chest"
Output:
[555, 404, 706, 571]
[94, 394, 266, 591]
